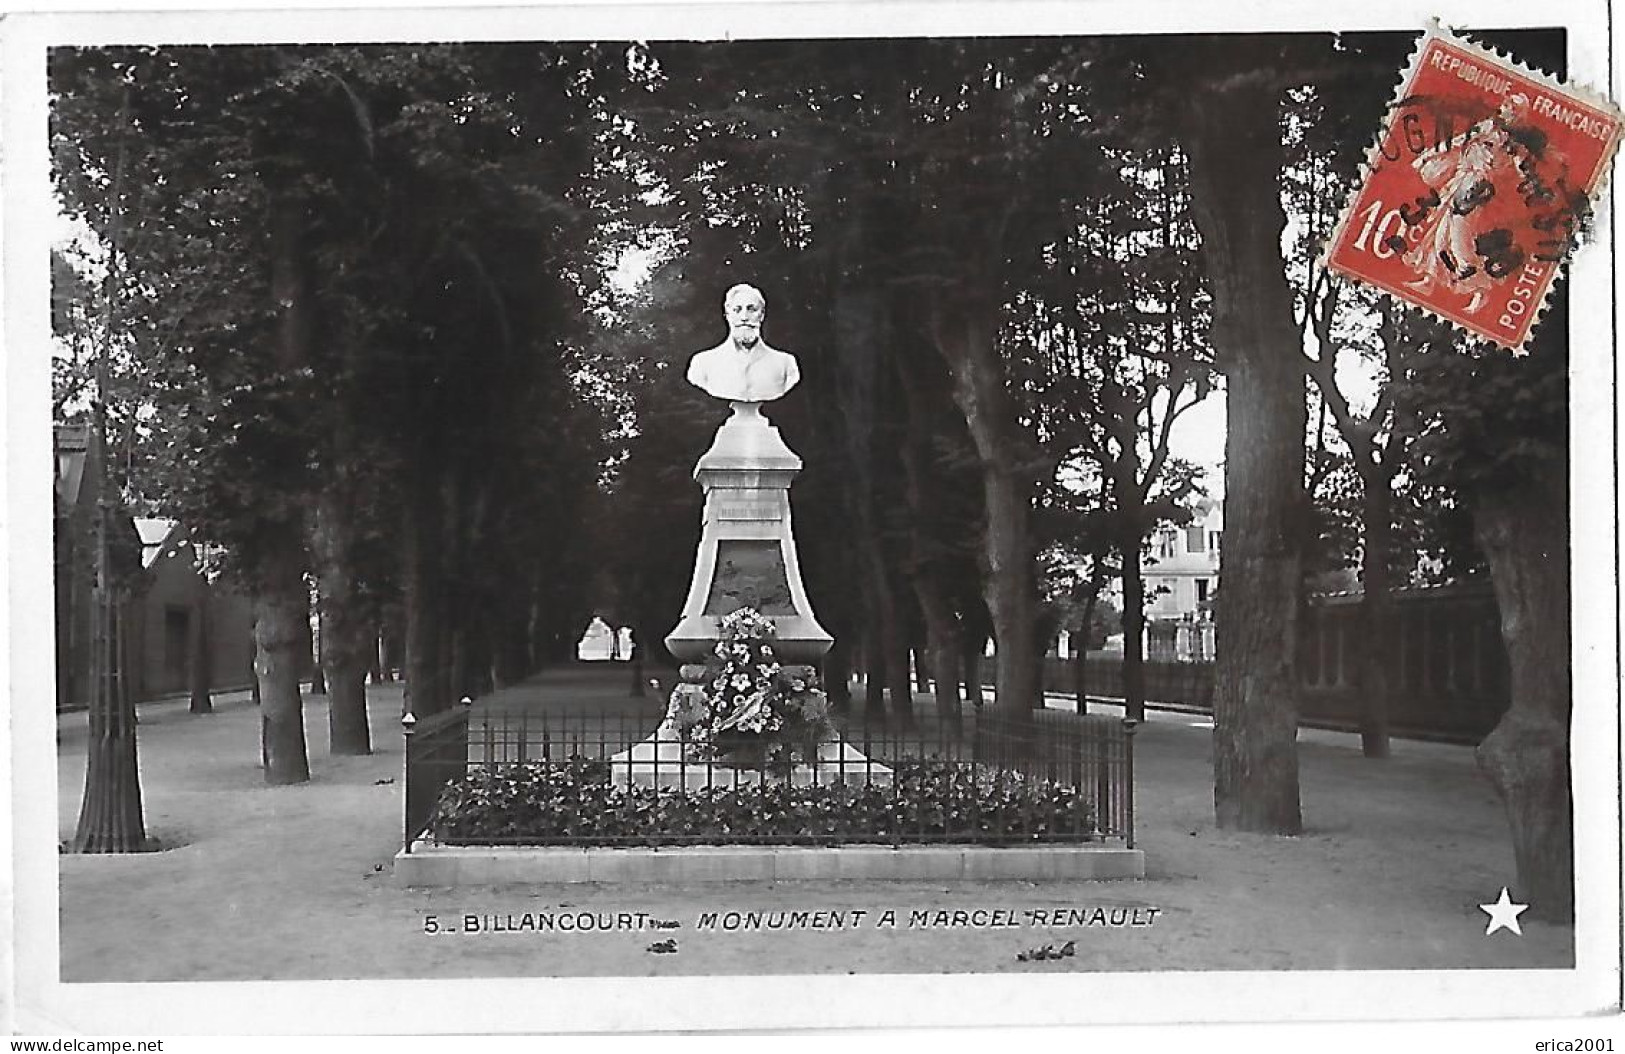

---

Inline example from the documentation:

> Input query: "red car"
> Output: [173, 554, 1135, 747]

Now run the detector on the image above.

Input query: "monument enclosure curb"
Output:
[393, 843, 1146, 886]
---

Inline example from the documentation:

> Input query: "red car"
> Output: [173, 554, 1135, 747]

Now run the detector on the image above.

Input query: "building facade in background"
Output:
[128, 518, 256, 703]
[54, 424, 256, 710]
[1144, 496, 1221, 661]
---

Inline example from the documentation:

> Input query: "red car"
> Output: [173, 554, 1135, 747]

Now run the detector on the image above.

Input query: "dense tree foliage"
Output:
[53, 29, 1574, 899]
[52, 44, 623, 778]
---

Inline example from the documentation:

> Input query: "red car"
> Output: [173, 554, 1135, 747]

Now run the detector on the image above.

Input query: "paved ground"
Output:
[52, 664, 1573, 988]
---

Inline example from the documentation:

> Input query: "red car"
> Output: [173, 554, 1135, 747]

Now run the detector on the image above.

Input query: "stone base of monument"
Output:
[607, 723, 892, 789]
[395, 842, 1145, 886]
[664, 403, 833, 665]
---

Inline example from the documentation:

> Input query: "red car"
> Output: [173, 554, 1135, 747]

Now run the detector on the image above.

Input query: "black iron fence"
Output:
[402, 705, 470, 854]
[404, 706, 1134, 851]
[1033, 583, 1510, 744]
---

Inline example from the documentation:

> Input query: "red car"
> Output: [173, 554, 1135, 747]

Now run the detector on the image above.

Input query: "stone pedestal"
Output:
[664, 402, 832, 664]
[612, 401, 885, 787]
[608, 728, 888, 789]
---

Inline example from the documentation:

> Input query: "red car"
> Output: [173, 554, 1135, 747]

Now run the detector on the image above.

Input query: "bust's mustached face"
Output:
[726, 296, 765, 348]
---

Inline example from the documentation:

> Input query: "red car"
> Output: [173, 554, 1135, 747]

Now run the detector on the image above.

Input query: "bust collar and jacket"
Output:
[686, 339, 801, 403]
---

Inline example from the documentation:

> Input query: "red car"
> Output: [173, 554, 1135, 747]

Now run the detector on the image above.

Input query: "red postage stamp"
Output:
[1323, 25, 1623, 351]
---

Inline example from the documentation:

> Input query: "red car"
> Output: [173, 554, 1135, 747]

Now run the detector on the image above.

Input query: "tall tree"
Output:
[1407, 291, 1572, 920]
[52, 44, 618, 773]
[68, 77, 147, 850]
[1282, 69, 1425, 758]
[1023, 146, 1214, 721]
[1174, 38, 1309, 833]
[1298, 281, 1433, 757]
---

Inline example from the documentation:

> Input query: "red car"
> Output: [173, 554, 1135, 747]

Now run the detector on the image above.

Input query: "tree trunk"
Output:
[465, 622, 494, 698]
[312, 494, 372, 754]
[1120, 540, 1148, 722]
[893, 338, 965, 728]
[491, 598, 530, 688]
[527, 599, 547, 670]
[188, 564, 212, 714]
[253, 183, 314, 781]
[863, 619, 886, 714]
[823, 637, 852, 712]
[72, 585, 146, 852]
[71, 84, 146, 853]
[914, 583, 963, 725]
[886, 607, 915, 726]
[1358, 466, 1393, 758]
[980, 466, 1040, 714]
[1472, 481, 1572, 921]
[309, 613, 327, 696]
[250, 628, 261, 706]
[930, 299, 1040, 716]
[487, 587, 526, 685]
[254, 542, 311, 785]
[403, 479, 449, 719]
[629, 629, 645, 698]
[323, 630, 370, 755]
[1075, 585, 1100, 714]
[1181, 47, 1305, 833]
[437, 613, 457, 707]
[874, 561, 914, 726]
[449, 626, 469, 703]
[961, 636, 985, 708]
[386, 616, 405, 683]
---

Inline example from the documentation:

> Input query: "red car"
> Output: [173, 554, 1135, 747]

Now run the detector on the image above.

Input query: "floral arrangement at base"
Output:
[663, 606, 835, 770]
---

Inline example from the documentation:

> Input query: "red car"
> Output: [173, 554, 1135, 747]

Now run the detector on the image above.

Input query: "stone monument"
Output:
[612, 283, 882, 786]
[664, 284, 830, 662]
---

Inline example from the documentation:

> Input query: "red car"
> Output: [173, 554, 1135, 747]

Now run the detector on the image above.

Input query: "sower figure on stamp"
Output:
[686, 283, 801, 404]
[1402, 94, 1534, 314]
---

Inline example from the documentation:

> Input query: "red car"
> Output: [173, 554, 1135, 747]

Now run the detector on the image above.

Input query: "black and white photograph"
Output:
[4, 0, 1621, 1040]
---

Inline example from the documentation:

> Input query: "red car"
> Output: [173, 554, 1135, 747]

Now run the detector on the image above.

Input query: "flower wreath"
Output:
[664, 607, 835, 768]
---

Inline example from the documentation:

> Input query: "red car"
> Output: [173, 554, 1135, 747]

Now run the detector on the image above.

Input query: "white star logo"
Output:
[1479, 887, 1529, 936]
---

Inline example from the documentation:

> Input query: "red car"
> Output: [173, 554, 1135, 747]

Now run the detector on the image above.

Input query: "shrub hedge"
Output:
[429, 757, 1101, 846]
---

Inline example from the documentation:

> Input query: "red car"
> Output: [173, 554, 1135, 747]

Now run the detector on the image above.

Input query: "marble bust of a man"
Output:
[685, 284, 801, 403]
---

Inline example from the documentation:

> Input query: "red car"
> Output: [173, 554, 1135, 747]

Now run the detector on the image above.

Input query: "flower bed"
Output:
[428, 757, 1102, 847]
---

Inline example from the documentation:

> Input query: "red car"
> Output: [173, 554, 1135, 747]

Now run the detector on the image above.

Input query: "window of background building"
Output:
[1185, 526, 1205, 552]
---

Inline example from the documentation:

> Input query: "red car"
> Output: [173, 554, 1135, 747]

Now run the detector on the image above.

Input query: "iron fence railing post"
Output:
[401, 710, 417, 854]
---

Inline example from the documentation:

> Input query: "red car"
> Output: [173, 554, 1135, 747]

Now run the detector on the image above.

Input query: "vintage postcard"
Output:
[3, 0, 1620, 1043]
